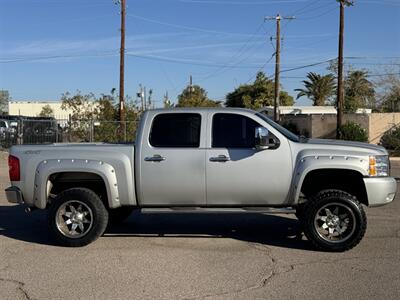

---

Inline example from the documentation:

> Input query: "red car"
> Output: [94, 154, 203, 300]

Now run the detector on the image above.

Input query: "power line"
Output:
[345, 56, 400, 59]
[280, 0, 330, 31]
[178, 0, 311, 4]
[280, 58, 335, 73]
[125, 41, 266, 56]
[297, 6, 338, 20]
[281, 73, 400, 79]
[362, 0, 400, 6]
[198, 23, 270, 82]
[0, 52, 118, 64]
[126, 53, 266, 68]
[288, 0, 324, 15]
[245, 52, 276, 84]
[126, 13, 265, 37]
[367, 72, 400, 77]
[2, 52, 398, 69]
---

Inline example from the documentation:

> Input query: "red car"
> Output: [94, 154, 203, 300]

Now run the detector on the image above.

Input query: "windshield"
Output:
[256, 112, 300, 142]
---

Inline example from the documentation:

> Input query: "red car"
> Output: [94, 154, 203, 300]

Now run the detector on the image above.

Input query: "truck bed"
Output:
[9, 143, 136, 208]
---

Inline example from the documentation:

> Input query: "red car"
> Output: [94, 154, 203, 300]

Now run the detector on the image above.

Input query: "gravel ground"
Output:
[0, 150, 399, 299]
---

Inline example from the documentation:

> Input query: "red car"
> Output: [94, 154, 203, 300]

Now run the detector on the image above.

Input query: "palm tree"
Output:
[345, 70, 375, 112]
[295, 72, 336, 106]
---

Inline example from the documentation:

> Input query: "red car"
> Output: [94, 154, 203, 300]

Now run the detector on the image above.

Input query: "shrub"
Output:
[338, 122, 368, 142]
[380, 126, 400, 155]
[282, 121, 310, 138]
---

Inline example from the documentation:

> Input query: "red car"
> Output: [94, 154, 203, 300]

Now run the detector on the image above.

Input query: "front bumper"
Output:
[5, 186, 24, 204]
[363, 177, 397, 207]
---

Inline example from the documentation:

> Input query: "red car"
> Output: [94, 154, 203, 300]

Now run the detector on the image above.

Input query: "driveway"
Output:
[0, 151, 399, 299]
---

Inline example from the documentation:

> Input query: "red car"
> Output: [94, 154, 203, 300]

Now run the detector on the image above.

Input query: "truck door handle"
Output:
[144, 154, 166, 162]
[209, 155, 230, 162]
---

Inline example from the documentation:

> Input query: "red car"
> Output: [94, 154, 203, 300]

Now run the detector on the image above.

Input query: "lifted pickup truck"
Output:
[5, 108, 397, 251]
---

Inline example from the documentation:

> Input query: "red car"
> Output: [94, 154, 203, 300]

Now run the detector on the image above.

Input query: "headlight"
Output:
[369, 155, 389, 177]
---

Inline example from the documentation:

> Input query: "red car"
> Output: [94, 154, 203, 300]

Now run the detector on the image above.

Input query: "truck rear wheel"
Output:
[48, 188, 109, 247]
[302, 189, 367, 252]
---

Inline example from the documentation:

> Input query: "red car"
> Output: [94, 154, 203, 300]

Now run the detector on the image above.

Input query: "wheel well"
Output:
[300, 169, 368, 206]
[49, 172, 109, 208]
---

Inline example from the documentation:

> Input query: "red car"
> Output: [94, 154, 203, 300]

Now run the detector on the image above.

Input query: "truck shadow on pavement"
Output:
[0, 205, 312, 250]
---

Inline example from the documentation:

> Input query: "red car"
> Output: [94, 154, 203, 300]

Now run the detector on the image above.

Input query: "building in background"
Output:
[8, 101, 72, 118]
[260, 106, 372, 117]
[259, 106, 395, 144]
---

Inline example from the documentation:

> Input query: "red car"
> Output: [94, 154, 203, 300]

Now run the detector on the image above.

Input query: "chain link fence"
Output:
[0, 118, 139, 149]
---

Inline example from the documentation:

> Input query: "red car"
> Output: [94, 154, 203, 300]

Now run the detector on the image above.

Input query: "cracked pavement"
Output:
[0, 151, 399, 299]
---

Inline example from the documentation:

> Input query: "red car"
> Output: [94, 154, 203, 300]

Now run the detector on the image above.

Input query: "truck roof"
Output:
[146, 107, 257, 114]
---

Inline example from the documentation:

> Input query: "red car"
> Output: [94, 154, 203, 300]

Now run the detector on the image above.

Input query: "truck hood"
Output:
[294, 138, 388, 156]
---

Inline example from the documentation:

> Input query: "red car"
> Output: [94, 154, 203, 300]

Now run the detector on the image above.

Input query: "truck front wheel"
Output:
[48, 188, 109, 247]
[302, 189, 367, 252]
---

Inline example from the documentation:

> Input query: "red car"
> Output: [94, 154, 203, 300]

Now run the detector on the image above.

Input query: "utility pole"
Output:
[138, 84, 144, 111]
[164, 91, 171, 108]
[116, 0, 126, 135]
[336, 0, 353, 138]
[189, 75, 194, 95]
[143, 86, 147, 110]
[265, 14, 295, 123]
[148, 89, 153, 109]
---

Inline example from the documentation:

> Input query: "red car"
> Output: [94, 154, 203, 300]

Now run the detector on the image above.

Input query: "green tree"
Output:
[61, 90, 141, 142]
[376, 72, 400, 112]
[176, 85, 220, 107]
[380, 85, 400, 112]
[61, 91, 97, 121]
[295, 72, 336, 106]
[38, 104, 54, 117]
[226, 72, 293, 109]
[61, 92, 97, 142]
[95, 94, 118, 120]
[0, 90, 10, 115]
[344, 70, 375, 112]
[381, 126, 400, 155]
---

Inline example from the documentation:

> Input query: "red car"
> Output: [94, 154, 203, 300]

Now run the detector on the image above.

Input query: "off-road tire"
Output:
[302, 189, 367, 252]
[48, 188, 109, 247]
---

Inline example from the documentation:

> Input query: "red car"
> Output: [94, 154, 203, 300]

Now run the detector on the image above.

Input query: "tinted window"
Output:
[212, 113, 260, 148]
[150, 113, 201, 147]
[0, 121, 6, 127]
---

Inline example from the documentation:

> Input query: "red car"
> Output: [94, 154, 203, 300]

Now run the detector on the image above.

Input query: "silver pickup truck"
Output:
[5, 108, 397, 251]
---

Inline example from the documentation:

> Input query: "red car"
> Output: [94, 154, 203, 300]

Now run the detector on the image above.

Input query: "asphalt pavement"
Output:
[0, 151, 399, 299]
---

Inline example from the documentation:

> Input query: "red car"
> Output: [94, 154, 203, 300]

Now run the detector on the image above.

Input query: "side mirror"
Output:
[255, 127, 279, 150]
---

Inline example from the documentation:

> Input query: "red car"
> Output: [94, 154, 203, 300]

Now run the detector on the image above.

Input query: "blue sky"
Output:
[0, 0, 399, 106]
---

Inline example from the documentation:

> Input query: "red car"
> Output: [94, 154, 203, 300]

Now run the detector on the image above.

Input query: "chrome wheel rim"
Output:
[56, 200, 93, 239]
[314, 202, 356, 243]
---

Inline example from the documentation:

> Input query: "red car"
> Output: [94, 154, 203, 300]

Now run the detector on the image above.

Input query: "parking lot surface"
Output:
[0, 150, 399, 299]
